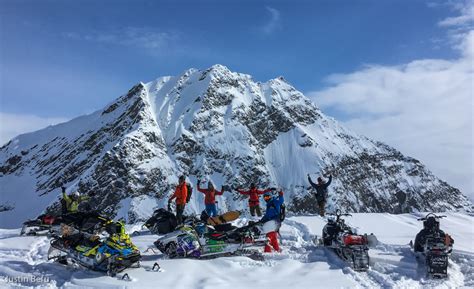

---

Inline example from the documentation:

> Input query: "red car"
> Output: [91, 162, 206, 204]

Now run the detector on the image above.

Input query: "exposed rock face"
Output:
[0, 64, 471, 227]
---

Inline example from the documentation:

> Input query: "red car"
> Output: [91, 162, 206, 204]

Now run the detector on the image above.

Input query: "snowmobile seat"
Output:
[414, 228, 448, 253]
[214, 223, 236, 232]
[61, 211, 106, 232]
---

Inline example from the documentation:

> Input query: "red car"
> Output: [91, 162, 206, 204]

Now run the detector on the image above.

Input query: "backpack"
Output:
[270, 201, 286, 222]
[186, 183, 193, 203]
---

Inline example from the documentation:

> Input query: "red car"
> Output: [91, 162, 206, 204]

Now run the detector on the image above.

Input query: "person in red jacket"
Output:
[168, 175, 188, 224]
[197, 180, 224, 217]
[236, 183, 272, 217]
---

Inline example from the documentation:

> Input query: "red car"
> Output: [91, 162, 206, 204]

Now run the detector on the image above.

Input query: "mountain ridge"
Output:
[0, 64, 471, 228]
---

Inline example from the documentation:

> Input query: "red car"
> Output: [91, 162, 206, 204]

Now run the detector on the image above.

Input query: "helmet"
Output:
[263, 191, 273, 202]
[250, 183, 256, 189]
[179, 175, 185, 182]
[71, 192, 80, 199]
[317, 177, 323, 183]
[208, 181, 214, 190]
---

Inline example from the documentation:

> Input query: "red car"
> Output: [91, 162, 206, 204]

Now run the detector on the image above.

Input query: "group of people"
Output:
[166, 173, 332, 253]
[61, 173, 333, 254]
[167, 174, 332, 219]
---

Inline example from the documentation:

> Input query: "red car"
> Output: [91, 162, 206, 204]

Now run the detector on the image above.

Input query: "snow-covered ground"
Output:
[0, 212, 472, 288]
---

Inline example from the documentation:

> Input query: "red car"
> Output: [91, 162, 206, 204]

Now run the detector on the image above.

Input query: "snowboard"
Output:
[207, 211, 240, 226]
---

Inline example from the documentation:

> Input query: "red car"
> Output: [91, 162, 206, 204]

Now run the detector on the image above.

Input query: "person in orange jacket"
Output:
[168, 175, 188, 224]
[236, 183, 272, 217]
[197, 180, 224, 217]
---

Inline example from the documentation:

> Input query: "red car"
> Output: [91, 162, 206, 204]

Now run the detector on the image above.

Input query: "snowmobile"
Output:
[144, 208, 179, 235]
[412, 213, 454, 278]
[21, 211, 111, 237]
[154, 220, 264, 260]
[144, 208, 241, 235]
[21, 214, 63, 236]
[59, 211, 112, 235]
[321, 209, 370, 271]
[48, 221, 141, 276]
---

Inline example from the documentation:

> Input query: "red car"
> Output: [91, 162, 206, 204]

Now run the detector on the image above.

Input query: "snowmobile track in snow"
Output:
[279, 219, 474, 288]
[0, 214, 472, 288]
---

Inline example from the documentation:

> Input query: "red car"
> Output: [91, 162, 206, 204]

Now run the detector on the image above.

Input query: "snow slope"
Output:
[0, 212, 472, 288]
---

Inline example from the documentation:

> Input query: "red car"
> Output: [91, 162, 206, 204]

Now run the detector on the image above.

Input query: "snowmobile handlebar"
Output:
[416, 213, 447, 221]
[328, 209, 352, 217]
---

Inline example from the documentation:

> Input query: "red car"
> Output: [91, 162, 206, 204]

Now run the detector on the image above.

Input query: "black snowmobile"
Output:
[321, 210, 370, 271]
[48, 221, 141, 277]
[144, 208, 179, 235]
[21, 213, 63, 236]
[21, 211, 111, 237]
[412, 213, 454, 278]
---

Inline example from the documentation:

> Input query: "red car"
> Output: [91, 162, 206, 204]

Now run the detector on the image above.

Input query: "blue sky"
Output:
[0, 0, 460, 117]
[0, 0, 473, 197]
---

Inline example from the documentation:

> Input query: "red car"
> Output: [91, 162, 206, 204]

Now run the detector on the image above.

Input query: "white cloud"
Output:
[0, 113, 69, 145]
[438, 0, 474, 28]
[63, 27, 177, 49]
[261, 6, 281, 35]
[308, 30, 474, 199]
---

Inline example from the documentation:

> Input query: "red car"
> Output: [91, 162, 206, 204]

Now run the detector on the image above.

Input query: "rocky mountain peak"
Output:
[0, 65, 471, 228]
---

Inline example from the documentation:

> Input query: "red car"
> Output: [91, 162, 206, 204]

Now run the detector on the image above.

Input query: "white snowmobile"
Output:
[411, 213, 454, 278]
[321, 210, 370, 271]
[154, 221, 264, 261]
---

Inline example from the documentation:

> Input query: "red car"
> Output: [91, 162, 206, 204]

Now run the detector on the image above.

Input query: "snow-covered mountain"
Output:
[0, 64, 471, 227]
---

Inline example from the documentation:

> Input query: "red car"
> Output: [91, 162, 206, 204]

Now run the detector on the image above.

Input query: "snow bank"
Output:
[0, 213, 472, 288]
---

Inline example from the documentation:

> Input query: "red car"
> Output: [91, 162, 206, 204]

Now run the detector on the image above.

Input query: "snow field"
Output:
[0, 213, 472, 288]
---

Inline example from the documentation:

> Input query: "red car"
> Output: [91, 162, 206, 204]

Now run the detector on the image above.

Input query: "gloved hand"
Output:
[61, 186, 66, 193]
[197, 180, 201, 186]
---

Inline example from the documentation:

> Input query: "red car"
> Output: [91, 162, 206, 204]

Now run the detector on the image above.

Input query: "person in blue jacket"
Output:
[260, 189, 284, 253]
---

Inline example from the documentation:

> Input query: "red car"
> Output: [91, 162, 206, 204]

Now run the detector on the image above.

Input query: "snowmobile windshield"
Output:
[424, 217, 439, 231]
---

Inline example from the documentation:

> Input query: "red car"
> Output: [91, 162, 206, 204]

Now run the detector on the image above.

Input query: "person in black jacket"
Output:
[307, 174, 332, 216]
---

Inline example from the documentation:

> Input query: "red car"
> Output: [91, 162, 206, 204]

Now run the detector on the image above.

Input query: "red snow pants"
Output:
[264, 231, 280, 253]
